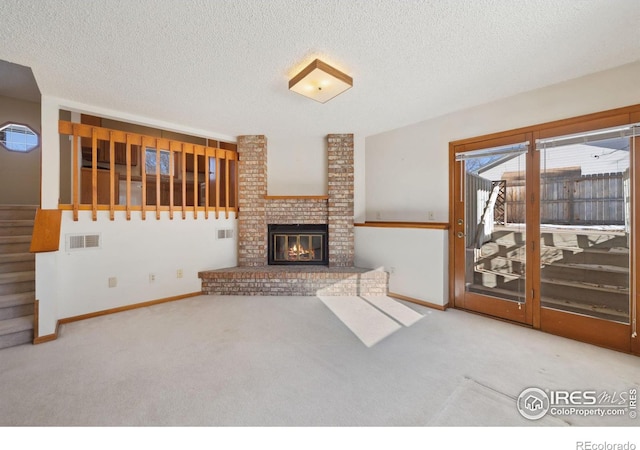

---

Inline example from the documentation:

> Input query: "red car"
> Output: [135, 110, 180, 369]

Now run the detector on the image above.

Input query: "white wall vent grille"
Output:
[217, 229, 234, 240]
[66, 233, 101, 251]
[85, 234, 100, 248]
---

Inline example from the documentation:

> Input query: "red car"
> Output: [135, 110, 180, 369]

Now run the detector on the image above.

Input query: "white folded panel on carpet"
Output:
[362, 296, 423, 327]
[317, 296, 402, 347]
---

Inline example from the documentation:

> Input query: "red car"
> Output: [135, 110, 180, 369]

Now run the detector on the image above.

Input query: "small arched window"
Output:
[0, 122, 39, 153]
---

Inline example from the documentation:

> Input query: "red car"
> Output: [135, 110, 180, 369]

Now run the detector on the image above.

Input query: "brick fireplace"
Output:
[236, 134, 354, 267]
[199, 134, 387, 296]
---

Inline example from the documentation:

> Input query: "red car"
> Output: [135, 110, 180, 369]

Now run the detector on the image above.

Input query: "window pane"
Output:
[539, 135, 630, 323]
[145, 148, 171, 175]
[219, 158, 227, 207]
[0, 123, 39, 152]
[464, 145, 527, 303]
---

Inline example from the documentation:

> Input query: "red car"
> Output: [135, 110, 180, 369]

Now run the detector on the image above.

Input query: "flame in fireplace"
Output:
[288, 243, 315, 260]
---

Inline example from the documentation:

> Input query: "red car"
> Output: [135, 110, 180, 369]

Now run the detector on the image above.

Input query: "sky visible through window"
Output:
[465, 155, 505, 174]
[145, 148, 171, 175]
[0, 123, 38, 152]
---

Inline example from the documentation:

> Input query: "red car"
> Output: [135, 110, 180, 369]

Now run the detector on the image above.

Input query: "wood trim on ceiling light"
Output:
[288, 59, 353, 103]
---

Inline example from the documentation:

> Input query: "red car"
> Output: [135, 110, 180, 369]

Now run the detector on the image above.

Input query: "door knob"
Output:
[457, 219, 464, 225]
[457, 232, 464, 238]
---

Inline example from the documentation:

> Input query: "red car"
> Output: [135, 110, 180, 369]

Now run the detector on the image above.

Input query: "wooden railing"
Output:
[58, 120, 238, 221]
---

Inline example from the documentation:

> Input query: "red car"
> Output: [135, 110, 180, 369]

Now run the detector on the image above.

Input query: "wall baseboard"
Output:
[32, 291, 447, 345]
[388, 292, 448, 311]
[33, 331, 58, 344]
[33, 292, 202, 344]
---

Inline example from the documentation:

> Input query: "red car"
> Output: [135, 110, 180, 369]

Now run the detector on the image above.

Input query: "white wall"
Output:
[0, 95, 41, 204]
[265, 134, 366, 222]
[40, 96, 62, 209]
[355, 227, 448, 306]
[353, 134, 366, 223]
[36, 211, 237, 335]
[361, 60, 640, 304]
[267, 135, 327, 195]
[365, 60, 640, 222]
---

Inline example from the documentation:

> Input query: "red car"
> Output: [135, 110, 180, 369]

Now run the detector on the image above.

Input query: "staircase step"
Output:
[467, 283, 525, 302]
[0, 253, 34, 262]
[541, 246, 629, 268]
[0, 236, 32, 254]
[474, 227, 631, 320]
[541, 278, 629, 314]
[541, 231, 627, 250]
[0, 291, 35, 308]
[467, 282, 628, 322]
[474, 269, 524, 291]
[0, 206, 38, 221]
[491, 230, 525, 247]
[542, 263, 629, 287]
[479, 242, 525, 260]
[0, 271, 35, 284]
[476, 255, 525, 274]
[0, 207, 36, 349]
[0, 252, 35, 274]
[0, 292, 35, 321]
[472, 273, 629, 313]
[541, 296, 629, 323]
[0, 220, 34, 236]
[0, 271, 35, 296]
[0, 315, 33, 349]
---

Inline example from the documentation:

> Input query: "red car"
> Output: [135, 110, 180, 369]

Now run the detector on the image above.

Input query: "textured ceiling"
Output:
[1, 0, 639, 140]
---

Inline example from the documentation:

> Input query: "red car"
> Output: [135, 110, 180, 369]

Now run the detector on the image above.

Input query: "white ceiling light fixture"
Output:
[288, 59, 353, 104]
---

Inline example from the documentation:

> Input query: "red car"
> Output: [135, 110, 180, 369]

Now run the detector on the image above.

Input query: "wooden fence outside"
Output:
[501, 171, 628, 226]
[466, 169, 628, 247]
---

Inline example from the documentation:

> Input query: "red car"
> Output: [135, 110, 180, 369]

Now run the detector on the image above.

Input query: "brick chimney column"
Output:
[327, 134, 354, 267]
[237, 135, 267, 267]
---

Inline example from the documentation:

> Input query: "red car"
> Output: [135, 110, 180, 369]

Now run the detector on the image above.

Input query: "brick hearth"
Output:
[199, 266, 388, 296]
[199, 133, 387, 296]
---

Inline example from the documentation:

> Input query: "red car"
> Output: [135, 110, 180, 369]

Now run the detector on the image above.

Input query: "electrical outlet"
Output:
[149, 273, 156, 282]
[376, 212, 381, 220]
[389, 266, 396, 274]
[428, 211, 435, 221]
[177, 269, 183, 279]
[108, 277, 117, 288]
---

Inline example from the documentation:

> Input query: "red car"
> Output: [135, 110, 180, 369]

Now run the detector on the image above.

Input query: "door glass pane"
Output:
[463, 146, 527, 303]
[539, 134, 630, 323]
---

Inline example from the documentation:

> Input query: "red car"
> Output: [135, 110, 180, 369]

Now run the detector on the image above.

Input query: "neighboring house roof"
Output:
[479, 140, 630, 181]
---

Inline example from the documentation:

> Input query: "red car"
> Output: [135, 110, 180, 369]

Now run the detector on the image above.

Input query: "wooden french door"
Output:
[451, 115, 640, 355]
[452, 133, 535, 326]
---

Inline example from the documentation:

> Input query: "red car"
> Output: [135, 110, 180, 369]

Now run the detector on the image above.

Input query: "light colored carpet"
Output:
[427, 376, 566, 426]
[0, 295, 638, 429]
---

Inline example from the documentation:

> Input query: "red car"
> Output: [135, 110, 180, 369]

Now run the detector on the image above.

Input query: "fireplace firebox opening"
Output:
[268, 224, 329, 265]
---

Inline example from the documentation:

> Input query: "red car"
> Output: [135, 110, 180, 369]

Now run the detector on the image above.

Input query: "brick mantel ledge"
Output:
[264, 195, 329, 200]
